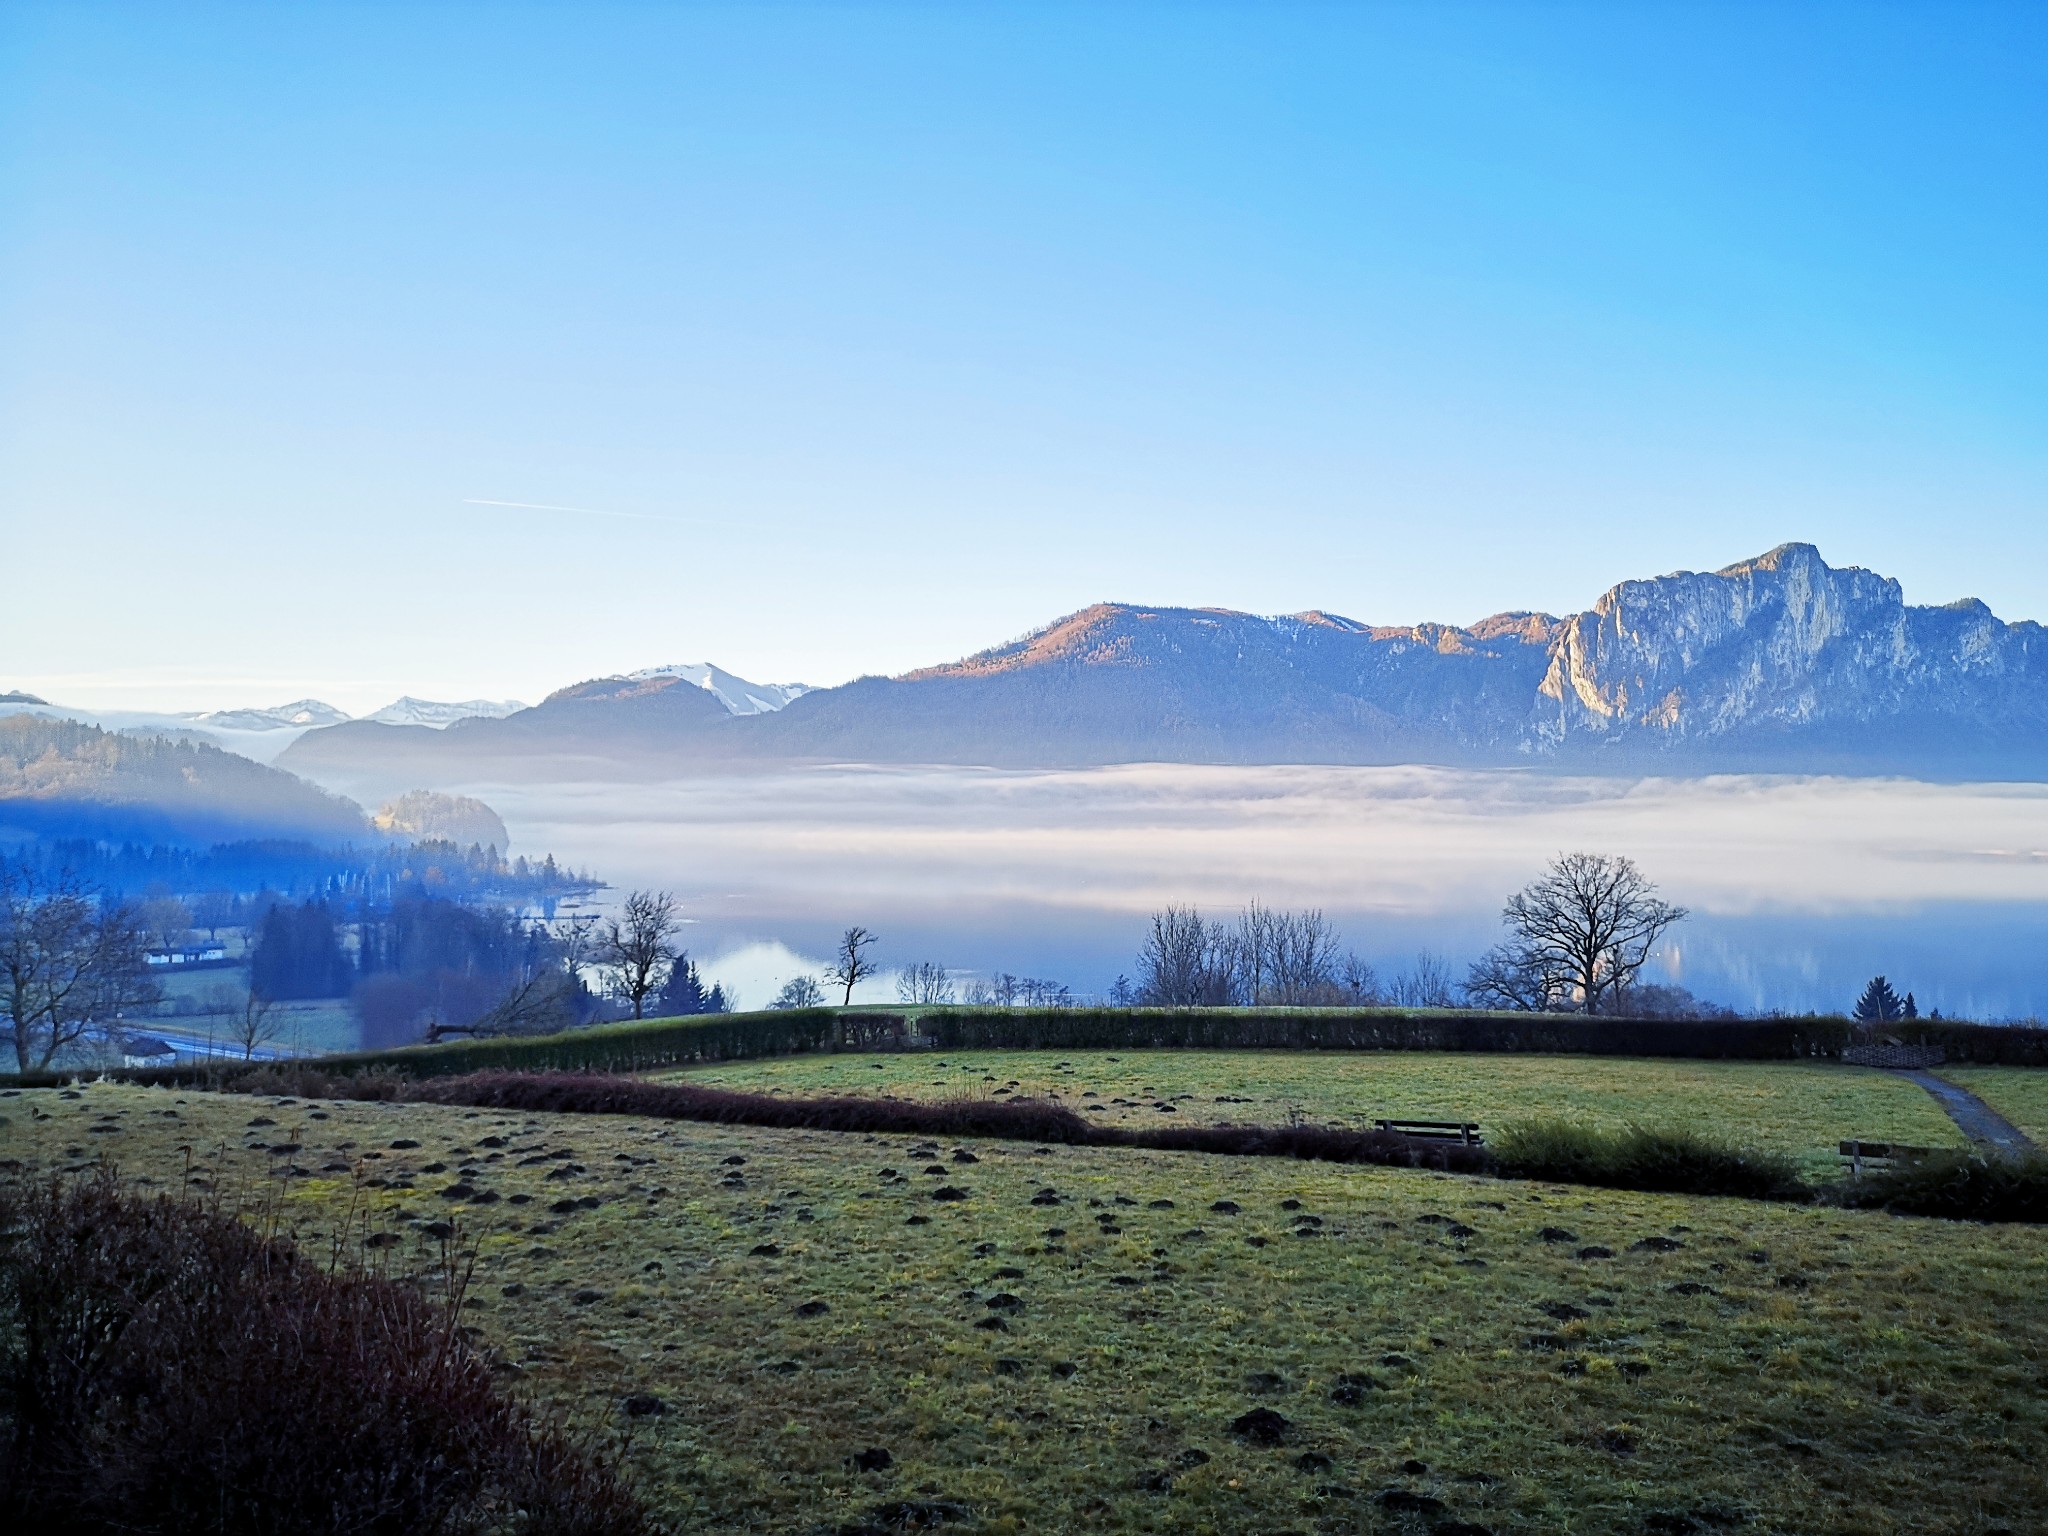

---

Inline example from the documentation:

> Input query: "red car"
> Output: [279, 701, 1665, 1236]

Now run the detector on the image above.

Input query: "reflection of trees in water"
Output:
[485, 769, 2048, 1020]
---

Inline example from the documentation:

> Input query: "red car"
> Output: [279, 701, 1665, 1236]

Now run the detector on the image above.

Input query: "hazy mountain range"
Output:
[269, 545, 2046, 794]
[0, 692, 532, 765]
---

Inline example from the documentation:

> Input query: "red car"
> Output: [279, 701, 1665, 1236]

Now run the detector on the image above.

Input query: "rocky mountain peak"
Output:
[277, 543, 2048, 783]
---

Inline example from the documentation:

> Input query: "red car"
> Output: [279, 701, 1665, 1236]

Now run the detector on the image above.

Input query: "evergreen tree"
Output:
[249, 901, 352, 1000]
[656, 954, 728, 1015]
[1853, 975, 1905, 1025]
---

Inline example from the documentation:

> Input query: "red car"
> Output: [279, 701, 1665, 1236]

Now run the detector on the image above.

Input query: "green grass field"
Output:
[665, 1050, 1966, 1177]
[4, 1080, 2042, 1535]
[1937, 1067, 2048, 1146]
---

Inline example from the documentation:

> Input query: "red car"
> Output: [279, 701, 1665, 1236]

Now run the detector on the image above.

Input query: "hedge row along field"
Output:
[15, 1007, 2048, 1095]
[916, 1008, 2048, 1065]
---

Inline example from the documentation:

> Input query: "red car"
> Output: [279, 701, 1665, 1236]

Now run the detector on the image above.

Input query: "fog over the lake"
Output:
[470, 765, 2048, 1017]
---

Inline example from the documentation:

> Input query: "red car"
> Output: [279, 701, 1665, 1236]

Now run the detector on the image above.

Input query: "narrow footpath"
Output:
[1899, 1070, 2035, 1153]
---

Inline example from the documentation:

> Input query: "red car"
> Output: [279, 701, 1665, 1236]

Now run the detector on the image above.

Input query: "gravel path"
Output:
[1901, 1070, 2035, 1153]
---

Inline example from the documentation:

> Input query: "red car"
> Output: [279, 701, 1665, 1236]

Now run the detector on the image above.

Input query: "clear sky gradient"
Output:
[4, 3, 2043, 713]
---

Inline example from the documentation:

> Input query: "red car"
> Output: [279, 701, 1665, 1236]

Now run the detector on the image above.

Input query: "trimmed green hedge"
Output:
[7, 1004, 2044, 1092]
[916, 1008, 2048, 1064]
[918, 1007, 1859, 1059]
[43, 1009, 854, 1090]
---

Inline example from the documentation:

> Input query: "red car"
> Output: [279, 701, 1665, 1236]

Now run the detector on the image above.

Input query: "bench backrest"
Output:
[1377, 1118, 1483, 1145]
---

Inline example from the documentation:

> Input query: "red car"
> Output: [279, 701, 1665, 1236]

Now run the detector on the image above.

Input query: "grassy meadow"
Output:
[4, 1078, 2043, 1535]
[666, 1051, 1966, 1178]
[1936, 1067, 2048, 1146]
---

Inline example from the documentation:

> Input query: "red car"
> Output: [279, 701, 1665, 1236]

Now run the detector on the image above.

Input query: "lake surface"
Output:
[469, 764, 2048, 1019]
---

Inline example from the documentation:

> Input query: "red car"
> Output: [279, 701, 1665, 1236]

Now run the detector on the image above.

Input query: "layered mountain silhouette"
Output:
[279, 544, 2048, 790]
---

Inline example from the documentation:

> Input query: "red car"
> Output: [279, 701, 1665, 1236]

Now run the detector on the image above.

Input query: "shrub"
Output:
[0, 1173, 646, 1536]
[1106, 1120, 1492, 1174]
[1832, 1149, 2048, 1223]
[1491, 1119, 1808, 1201]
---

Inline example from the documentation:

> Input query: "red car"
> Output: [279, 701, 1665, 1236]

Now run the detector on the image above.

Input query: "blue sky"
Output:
[4, 2, 2043, 712]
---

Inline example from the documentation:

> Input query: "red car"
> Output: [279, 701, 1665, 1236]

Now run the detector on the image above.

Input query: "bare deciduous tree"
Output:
[596, 890, 680, 1020]
[229, 989, 285, 1060]
[825, 926, 880, 1005]
[1462, 943, 1569, 1012]
[896, 960, 954, 1006]
[427, 967, 577, 1042]
[191, 890, 235, 943]
[966, 973, 1071, 1008]
[771, 974, 824, 1010]
[1236, 902, 1344, 1004]
[1137, 903, 1367, 1007]
[1136, 905, 1238, 1006]
[0, 863, 159, 1072]
[1493, 852, 1687, 1014]
[138, 893, 193, 953]
[1387, 950, 1458, 1009]
[553, 912, 600, 989]
[1336, 951, 1380, 1005]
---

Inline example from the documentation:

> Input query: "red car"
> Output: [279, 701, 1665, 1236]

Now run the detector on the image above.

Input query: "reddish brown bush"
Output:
[232, 1068, 1486, 1173]
[0, 1173, 646, 1536]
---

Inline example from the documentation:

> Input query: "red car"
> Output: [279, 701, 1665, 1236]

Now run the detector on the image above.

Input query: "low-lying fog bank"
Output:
[465, 764, 2048, 1018]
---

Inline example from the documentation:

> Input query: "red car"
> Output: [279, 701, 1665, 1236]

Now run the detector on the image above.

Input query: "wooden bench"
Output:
[1378, 1119, 1483, 1147]
[1839, 1139, 1938, 1178]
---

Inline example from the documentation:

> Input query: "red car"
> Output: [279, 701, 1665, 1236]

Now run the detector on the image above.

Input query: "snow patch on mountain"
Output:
[363, 696, 529, 728]
[627, 663, 811, 715]
[190, 699, 351, 731]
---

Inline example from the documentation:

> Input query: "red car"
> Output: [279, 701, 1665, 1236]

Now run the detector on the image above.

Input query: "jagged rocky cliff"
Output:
[279, 544, 2048, 788]
[1529, 544, 2047, 763]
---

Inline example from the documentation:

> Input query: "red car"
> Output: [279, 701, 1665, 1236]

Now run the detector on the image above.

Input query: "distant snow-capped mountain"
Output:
[363, 696, 529, 728]
[190, 699, 351, 731]
[0, 693, 525, 765]
[0, 697, 344, 764]
[627, 663, 811, 715]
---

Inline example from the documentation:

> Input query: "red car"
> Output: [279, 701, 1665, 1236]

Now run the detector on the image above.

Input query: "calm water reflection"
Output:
[475, 764, 2048, 1018]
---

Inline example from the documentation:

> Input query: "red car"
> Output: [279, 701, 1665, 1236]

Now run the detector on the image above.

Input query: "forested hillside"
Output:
[0, 715, 370, 846]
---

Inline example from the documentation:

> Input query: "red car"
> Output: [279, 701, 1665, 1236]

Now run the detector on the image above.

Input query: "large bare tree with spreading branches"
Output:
[1472, 852, 1686, 1014]
[0, 863, 159, 1072]
[596, 890, 680, 1019]
[824, 926, 880, 1005]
